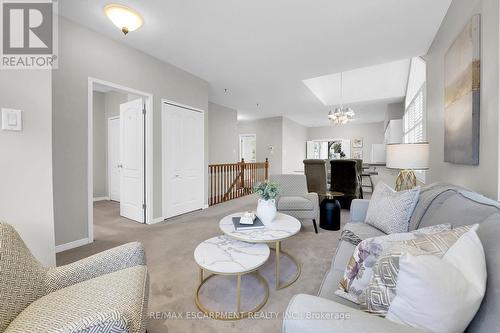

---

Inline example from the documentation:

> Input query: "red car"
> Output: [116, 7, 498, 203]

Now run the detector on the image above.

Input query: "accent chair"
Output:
[330, 159, 362, 209]
[270, 174, 320, 233]
[0, 221, 149, 333]
[303, 159, 328, 202]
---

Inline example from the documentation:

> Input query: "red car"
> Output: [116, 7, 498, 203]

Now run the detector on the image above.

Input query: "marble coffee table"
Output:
[194, 235, 270, 320]
[219, 212, 301, 290]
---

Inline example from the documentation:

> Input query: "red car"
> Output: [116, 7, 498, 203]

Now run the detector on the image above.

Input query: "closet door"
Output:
[162, 103, 204, 218]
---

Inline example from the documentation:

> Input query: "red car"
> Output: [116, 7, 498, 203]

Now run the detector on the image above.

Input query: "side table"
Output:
[320, 191, 344, 231]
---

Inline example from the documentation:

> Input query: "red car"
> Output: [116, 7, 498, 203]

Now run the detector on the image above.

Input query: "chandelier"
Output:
[328, 107, 355, 125]
[328, 72, 355, 125]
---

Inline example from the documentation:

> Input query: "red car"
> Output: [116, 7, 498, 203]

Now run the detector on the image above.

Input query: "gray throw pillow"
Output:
[365, 182, 420, 234]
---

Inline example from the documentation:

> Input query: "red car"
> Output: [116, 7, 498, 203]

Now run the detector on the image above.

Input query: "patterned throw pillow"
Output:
[361, 225, 473, 315]
[365, 182, 420, 234]
[335, 224, 451, 304]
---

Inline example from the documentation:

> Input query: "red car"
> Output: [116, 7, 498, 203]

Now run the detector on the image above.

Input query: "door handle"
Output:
[118, 164, 123, 168]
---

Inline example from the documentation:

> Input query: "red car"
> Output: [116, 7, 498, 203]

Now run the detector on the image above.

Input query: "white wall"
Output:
[53, 17, 209, 246]
[307, 122, 385, 163]
[0, 70, 55, 266]
[282, 117, 307, 173]
[237, 117, 283, 175]
[208, 102, 238, 164]
[425, 0, 499, 199]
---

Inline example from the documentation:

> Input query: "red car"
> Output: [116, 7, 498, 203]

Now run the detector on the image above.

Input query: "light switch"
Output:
[1, 108, 22, 131]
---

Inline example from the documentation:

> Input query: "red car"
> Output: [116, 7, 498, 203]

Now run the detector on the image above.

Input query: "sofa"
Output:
[270, 174, 320, 233]
[0, 222, 149, 333]
[283, 183, 500, 333]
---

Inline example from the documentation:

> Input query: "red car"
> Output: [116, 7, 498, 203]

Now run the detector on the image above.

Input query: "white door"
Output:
[239, 134, 256, 162]
[163, 103, 204, 218]
[108, 117, 120, 202]
[120, 99, 144, 223]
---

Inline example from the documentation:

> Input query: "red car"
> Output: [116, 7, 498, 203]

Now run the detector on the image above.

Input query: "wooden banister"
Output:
[208, 158, 269, 206]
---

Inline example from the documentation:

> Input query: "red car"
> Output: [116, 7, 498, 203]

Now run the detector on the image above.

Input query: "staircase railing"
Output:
[209, 158, 269, 206]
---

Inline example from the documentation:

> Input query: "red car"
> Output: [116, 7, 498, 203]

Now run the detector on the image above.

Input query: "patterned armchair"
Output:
[269, 174, 320, 233]
[0, 221, 149, 333]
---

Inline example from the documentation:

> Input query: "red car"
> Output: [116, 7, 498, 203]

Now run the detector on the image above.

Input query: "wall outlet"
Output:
[1, 108, 22, 131]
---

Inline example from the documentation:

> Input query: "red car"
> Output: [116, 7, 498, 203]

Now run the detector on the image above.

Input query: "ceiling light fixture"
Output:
[328, 72, 355, 125]
[104, 4, 144, 35]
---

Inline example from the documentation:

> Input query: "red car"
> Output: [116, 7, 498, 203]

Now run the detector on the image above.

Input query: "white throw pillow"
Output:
[365, 182, 420, 234]
[386, 227, 487, 333]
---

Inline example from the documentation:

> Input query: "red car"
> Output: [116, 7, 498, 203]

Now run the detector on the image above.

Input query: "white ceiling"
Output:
[59, 0, 452, 127]
[303, 59, 411, 106]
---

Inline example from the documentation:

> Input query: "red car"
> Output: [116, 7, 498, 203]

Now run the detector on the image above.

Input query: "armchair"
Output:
[270, 174, 320, 233]
[0, 221, 149, 333]
[330, 160, 362, 209]
[303, 159, 328, 202]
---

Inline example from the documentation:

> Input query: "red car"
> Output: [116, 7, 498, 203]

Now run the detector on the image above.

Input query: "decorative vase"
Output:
[256, 199, 277, 225]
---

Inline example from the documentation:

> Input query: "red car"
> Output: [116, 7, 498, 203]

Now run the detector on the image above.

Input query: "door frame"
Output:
[107, 116, 120, 202]
[88, 77, 154, 244]
[239, 133, 256, 162]
[161, 98, 205, 220]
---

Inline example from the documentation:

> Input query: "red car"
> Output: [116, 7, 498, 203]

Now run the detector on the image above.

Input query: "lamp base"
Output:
[395, 169, 417, 191]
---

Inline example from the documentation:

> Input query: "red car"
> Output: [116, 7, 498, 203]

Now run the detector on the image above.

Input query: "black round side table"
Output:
[320, 191, 344, 231]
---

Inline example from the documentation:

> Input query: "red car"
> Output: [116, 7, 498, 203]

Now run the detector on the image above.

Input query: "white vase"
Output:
[256, 199, 277, 225]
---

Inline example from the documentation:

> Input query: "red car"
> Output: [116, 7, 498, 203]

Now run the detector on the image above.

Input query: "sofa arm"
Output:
[349, 199, 370, 223]
[46, 242, 146, 292]
[283, 294, 422, 333]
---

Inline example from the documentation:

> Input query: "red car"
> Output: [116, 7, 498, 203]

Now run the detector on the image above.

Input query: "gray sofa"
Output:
[0, 221, 149, 333]
[283, 184, 500, 333]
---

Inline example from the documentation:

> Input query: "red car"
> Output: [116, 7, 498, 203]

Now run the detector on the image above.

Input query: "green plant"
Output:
[333, 142, 346, 158]
[253, 181, 280, 200]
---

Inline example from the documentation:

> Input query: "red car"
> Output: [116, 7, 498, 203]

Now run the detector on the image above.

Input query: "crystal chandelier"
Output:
[328, 72, 355, 125]
[328, 107, 355, 125]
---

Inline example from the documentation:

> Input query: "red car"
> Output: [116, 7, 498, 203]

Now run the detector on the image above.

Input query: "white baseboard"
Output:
[202, 204, 209, 209]
[93, 196, 110, 202]
[151, 216, 165, 224]
[56, 238, 90, 253]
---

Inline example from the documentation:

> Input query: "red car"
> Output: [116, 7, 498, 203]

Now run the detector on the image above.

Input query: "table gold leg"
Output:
[199, 268, 203, 284]
[275, 241, 280, 289]
[236, 274, 241, 314]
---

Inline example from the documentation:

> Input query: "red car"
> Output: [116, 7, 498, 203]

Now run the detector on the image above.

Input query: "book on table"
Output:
[232, 217, 265, 230]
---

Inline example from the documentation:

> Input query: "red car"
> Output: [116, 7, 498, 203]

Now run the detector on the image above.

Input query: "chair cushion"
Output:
[278, 196, 314, 211]
[5, 266, 148, 333]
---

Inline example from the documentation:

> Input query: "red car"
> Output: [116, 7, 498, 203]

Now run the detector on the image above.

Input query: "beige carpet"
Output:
[57, 195, 353, 333]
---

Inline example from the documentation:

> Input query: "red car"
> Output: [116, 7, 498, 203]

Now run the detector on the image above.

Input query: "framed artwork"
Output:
[352, 150, 363, 160]
[444, 14, 481, 165]
[352, 137, 363, 148]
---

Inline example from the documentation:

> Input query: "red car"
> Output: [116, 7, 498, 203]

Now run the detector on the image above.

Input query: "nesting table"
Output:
[194, 235, 270, 320]
[219, 212, 302, 290]
[194, 212, 302, 320]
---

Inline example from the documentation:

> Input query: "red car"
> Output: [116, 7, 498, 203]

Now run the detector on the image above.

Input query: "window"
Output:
[404, 57, 427, 182]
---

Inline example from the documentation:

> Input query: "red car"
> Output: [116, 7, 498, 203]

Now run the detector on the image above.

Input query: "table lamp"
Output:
[386, 143, 429, 191]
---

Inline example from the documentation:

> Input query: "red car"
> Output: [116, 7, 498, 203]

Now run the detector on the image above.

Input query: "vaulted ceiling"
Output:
[59, 0, 452, 126]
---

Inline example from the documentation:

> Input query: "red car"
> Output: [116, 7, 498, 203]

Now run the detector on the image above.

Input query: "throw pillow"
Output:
[335, 224, 451, 304]
[362, 225, 473, 315]
[365, 182, 420, 234]
[386, 227, 486, 333]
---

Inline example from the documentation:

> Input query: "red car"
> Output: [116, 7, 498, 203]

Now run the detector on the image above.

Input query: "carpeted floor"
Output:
[57, 195, 353, 333]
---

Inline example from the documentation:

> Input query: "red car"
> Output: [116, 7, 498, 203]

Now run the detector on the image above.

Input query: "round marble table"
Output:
[194, 235, 270, 320]
[219, 212, 301, 290]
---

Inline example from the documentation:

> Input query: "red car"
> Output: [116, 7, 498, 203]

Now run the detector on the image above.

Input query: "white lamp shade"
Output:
[386, 143, 429, 170]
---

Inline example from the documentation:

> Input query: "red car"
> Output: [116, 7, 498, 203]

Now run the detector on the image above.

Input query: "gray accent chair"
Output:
[283, 183, 500, 333]
[0, 221, 149, 333]
[270, 174, 320, 233]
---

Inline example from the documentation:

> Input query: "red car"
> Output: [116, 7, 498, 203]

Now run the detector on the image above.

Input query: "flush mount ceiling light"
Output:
[104, 4, 144, 35]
